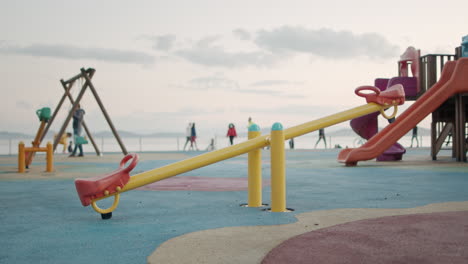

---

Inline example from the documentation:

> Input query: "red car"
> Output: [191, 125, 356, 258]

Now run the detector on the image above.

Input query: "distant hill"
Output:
[0, 129, 187, 139]
[327, 127, 431, 137]
[0, 131, 33, 139]
[93, 130, 141, 138]
[0, 126, 431, 140]
[93, 130, 184, 138]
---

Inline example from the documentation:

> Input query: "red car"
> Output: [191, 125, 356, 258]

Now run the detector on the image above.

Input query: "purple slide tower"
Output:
[350, 79, 406, 161]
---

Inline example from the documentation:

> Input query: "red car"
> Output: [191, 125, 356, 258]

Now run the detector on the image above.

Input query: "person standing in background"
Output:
[226, 123, 237, 145]
[70, 107, 85, 157]
[248, 117, 254, 128]
[190, 123, 199, 150]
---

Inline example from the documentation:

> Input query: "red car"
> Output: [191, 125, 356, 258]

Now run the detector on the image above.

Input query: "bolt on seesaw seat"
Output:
[74, 84, 405, 219]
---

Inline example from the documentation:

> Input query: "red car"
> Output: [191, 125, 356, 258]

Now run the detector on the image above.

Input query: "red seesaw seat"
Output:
[75, 154, 138, 206]
[355, 84, 405, 106]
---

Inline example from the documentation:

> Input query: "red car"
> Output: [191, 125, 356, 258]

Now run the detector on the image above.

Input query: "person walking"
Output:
[70, 107, 85, 157]
[226, 123, 237, 145]
[183, 122, 192, 151]
[410, 126, 419, 147]
[190, 123, 199, 150]
[315, 128, 327, 149]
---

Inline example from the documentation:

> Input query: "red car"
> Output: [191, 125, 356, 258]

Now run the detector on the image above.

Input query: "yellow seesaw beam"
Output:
[93, 102, 387, 202]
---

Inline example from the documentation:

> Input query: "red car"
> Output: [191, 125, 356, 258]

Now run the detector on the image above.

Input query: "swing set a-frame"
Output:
[41, 67, 128, 156]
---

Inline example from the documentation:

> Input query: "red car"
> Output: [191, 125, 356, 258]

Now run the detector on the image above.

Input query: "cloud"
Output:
[250, 80, 304, 87]
[182, 74, 305, 97]
[233, 28, 251, 40]
[160, 26, 399, 68]
[238, 88, 303, 99]
[151, 34, 177, 51]
[0, 43, 155, 65]
[242, 104, 343, 116]
[240, 79, 305, 98]
[188, 72, 239, 90]
[175, 36, 280, 68]
[16, 100, 33, 110]
[254, 26, 399, 59]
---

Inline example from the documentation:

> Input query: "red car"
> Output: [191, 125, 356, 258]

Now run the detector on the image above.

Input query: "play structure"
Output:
[75, 84, 405, 219]
[342, 39, 468, 165]
[41, 68, 127, 156]
[17, 107, 54, 172]
[75, 38, 468, 219]
[426, 52, 466, 161]
[349, 47, 421, 162]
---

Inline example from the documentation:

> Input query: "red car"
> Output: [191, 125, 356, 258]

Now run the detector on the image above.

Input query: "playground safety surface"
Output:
[1, 148, 467, 263]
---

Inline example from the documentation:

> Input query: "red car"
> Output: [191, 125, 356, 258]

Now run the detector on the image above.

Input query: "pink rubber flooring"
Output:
[262, 211, 468, 264]
[137, 176, 270, 191]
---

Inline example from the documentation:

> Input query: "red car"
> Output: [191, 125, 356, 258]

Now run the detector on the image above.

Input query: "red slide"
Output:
[338, 58, 468, 166]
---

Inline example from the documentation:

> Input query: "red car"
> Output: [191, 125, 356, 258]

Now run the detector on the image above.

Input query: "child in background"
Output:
[226, 123, 237, 145]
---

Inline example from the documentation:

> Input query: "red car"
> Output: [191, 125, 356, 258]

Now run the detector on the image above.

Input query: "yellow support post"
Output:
[247, 124, 262, 207]
[46, 142, 53, 172]
[270, 123, 286, 212]
[18, 141, 25, 173]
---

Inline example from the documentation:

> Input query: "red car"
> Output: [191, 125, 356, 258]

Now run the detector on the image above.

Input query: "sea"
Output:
[0, 134, 434, 155]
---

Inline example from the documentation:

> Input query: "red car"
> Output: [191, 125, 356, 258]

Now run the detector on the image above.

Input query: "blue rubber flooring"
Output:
[1, 149, 467, 263]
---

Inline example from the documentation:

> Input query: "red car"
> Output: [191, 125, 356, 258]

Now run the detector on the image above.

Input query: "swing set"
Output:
[19, 68, 128, 172]
[44, 68, 128, 156]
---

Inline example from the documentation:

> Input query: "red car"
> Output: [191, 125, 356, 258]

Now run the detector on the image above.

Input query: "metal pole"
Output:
[248, 124, 262, 207]
[455, 94, 466, 161]
[270, 122, 286, 212]
[46, 142, 53, 172]
[18, 142, 25, 173]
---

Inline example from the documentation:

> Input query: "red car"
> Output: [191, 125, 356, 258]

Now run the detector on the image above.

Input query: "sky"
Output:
[1, 0, 467, 137]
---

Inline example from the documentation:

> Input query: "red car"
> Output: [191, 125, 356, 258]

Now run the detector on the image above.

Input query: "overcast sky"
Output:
[1, 0, 467, 137]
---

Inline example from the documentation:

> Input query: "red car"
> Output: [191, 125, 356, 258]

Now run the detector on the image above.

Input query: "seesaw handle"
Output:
[120, 153, 138, 173]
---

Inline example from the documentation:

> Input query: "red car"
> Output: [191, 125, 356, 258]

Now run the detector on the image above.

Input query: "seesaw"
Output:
[75, 84, 405, 219]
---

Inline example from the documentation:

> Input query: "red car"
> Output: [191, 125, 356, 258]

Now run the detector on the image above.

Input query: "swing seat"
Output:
[75, 154, 138, 206]
[75, 136, 88, 145]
